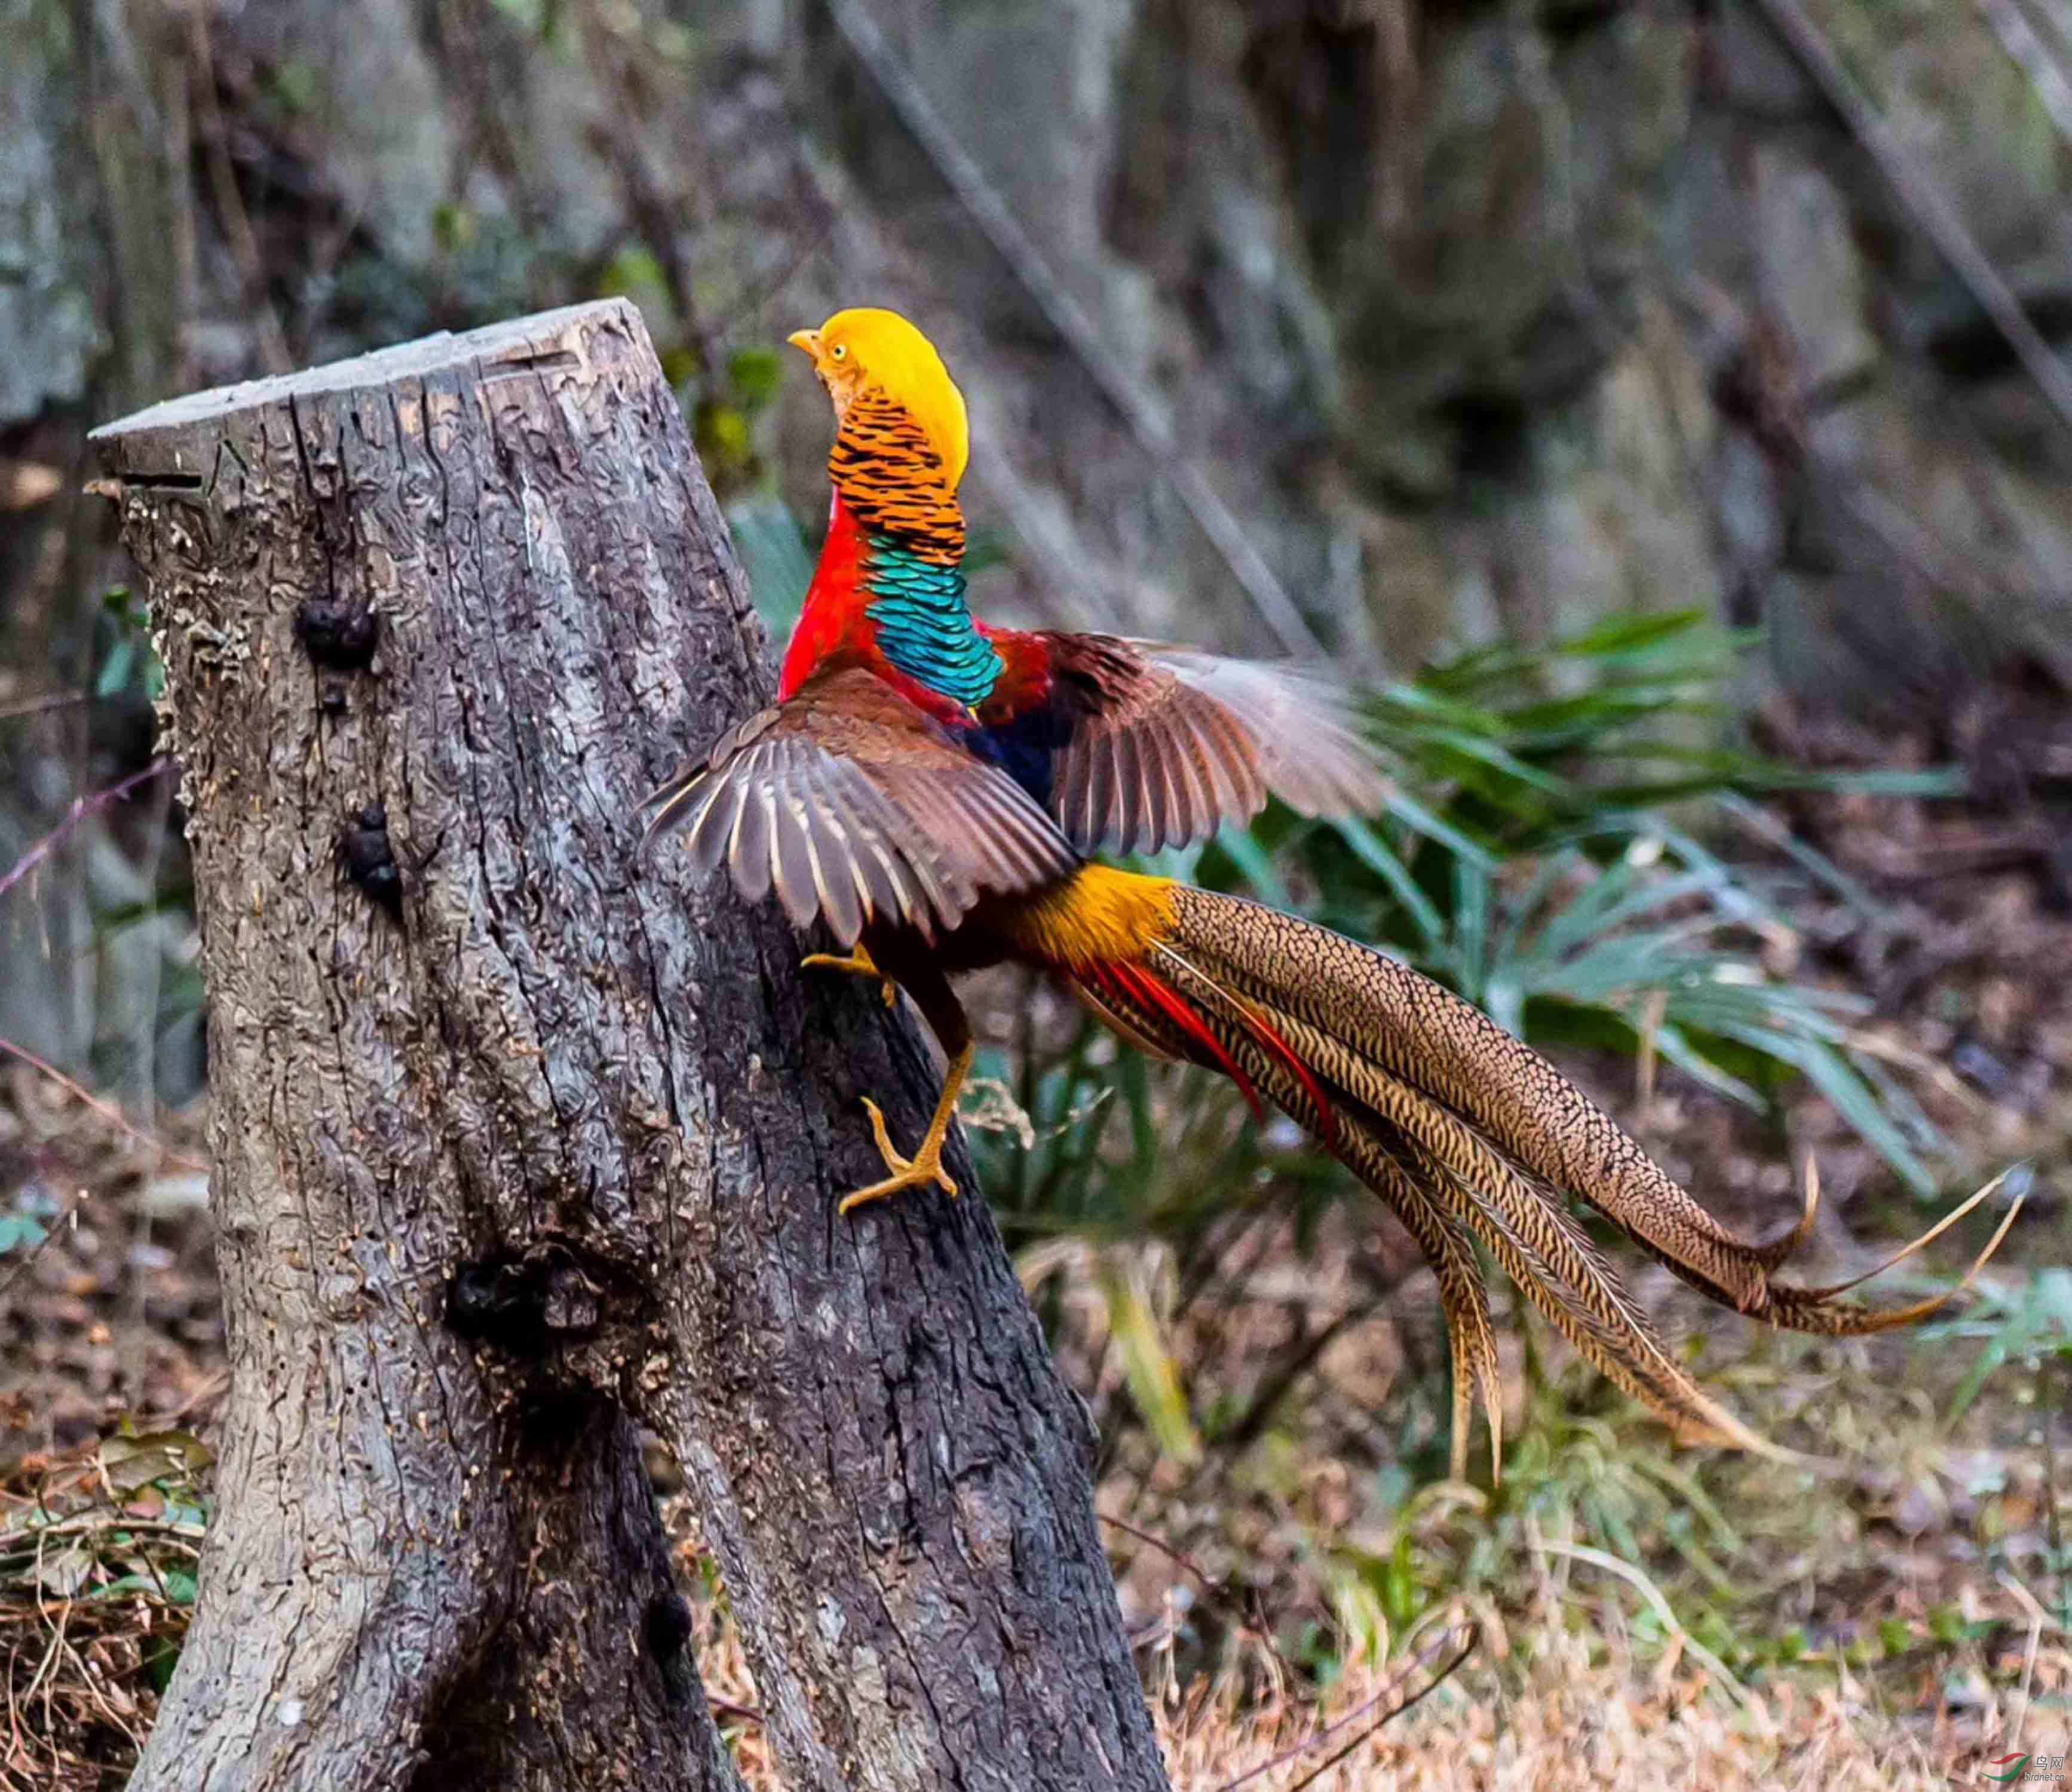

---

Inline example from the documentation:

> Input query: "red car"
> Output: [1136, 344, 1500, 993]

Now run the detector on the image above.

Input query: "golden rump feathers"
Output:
[787, 307, 971, 489]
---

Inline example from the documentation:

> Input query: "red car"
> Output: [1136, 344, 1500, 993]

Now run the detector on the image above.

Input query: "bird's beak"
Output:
[786, 329, 821, 360]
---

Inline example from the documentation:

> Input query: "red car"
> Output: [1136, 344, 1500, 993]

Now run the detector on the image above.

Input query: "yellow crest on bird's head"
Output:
[786, 308, 970, 489]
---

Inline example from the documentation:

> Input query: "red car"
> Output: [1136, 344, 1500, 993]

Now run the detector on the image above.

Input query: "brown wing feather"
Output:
[1038, 634, 1388, 855]
[643, 667, 1079, 942]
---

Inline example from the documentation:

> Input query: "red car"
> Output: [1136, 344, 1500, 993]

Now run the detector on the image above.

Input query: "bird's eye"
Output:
[829, 343, 847, 360]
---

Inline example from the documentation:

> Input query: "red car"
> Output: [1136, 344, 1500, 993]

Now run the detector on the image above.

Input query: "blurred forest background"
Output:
[4, 0, 2072, 1785]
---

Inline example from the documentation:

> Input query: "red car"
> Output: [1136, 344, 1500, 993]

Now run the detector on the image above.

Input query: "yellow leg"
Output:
[838, 1041, 974, 1215]
[801, 943, 897, 1008]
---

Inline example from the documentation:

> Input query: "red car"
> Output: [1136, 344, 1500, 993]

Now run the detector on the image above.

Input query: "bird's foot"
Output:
[801, 945, 898, 1008]
[837, 1097, 960, 1215]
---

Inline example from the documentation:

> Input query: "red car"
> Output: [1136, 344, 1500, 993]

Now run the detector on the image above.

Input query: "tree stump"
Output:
[91, 299, 1169, 1792]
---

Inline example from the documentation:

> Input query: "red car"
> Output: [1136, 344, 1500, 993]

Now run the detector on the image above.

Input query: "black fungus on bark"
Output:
[294, 597, 379, 669]
[338, 802, 401, 913]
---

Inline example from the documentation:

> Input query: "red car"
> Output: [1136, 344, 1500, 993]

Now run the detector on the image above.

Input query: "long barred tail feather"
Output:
[1073, 886, 2021, 1478]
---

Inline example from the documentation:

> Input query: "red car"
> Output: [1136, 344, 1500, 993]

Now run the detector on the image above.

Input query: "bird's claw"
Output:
[801, 947, 898, 1008]
[838, 1097, 960, 1214]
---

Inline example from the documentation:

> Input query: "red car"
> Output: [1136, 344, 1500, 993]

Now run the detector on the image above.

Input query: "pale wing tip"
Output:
[1260, 691, 1390, 819]
[1157, 648, 1390, 823]
[1270, 743, 1393, 821]
[637, 771, 706, 852]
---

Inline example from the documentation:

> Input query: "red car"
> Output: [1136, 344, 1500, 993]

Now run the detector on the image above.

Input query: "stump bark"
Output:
[91, 299, 1170, 1792]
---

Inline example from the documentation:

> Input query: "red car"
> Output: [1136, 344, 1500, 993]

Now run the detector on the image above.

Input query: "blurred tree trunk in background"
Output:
[91, 299, 1169, 1792]
[1, 0, 198, 1096]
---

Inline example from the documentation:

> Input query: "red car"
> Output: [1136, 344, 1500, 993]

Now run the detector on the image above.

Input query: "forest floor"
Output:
[4, 706, 2071, 1789]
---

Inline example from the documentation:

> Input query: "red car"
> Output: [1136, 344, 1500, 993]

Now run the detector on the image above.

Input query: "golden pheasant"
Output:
[647, 307, 2009, 1476]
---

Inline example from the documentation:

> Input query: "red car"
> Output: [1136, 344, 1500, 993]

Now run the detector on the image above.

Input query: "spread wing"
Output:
[643, 667, 1078, 944]
[1037, 635, 1389, 855]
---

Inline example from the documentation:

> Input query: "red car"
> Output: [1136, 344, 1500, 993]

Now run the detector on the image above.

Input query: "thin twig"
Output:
[0, 1203, 77, 1305]
[578, 0, 726, 391]
[820, 0, 1328, 659]
[2041, 1345, 2070, 1637]
[1974, 0, 2072, 151]
[1995, 1569, 2049, 1750]
[0, 1039, 205, 1173]
[731, 216, 839, 327]
[1215, 1303, 1367, 1457]
[0, 692, 91, 726]
[185, 5, 292, 377]
[0, 759, 170, 907]
[1097, 1509, 1291, 1675]
[1209, 1621, 1478, 1792]
[1097, 1511, 1227, 1595]
[2020, 0, 2072, 74]
[0, 1515, 209, 1557]
[1751, 0, 2072, 438]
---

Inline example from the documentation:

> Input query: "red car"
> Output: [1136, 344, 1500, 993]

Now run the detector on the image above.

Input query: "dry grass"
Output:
[673, 1573, 2071, 1790]
[0, 1435, 205, 1791]
[662, 1315, 2072, 1789]
[1153, 1633, 2071, 1791]
[18, 1494, 2059, 1792]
